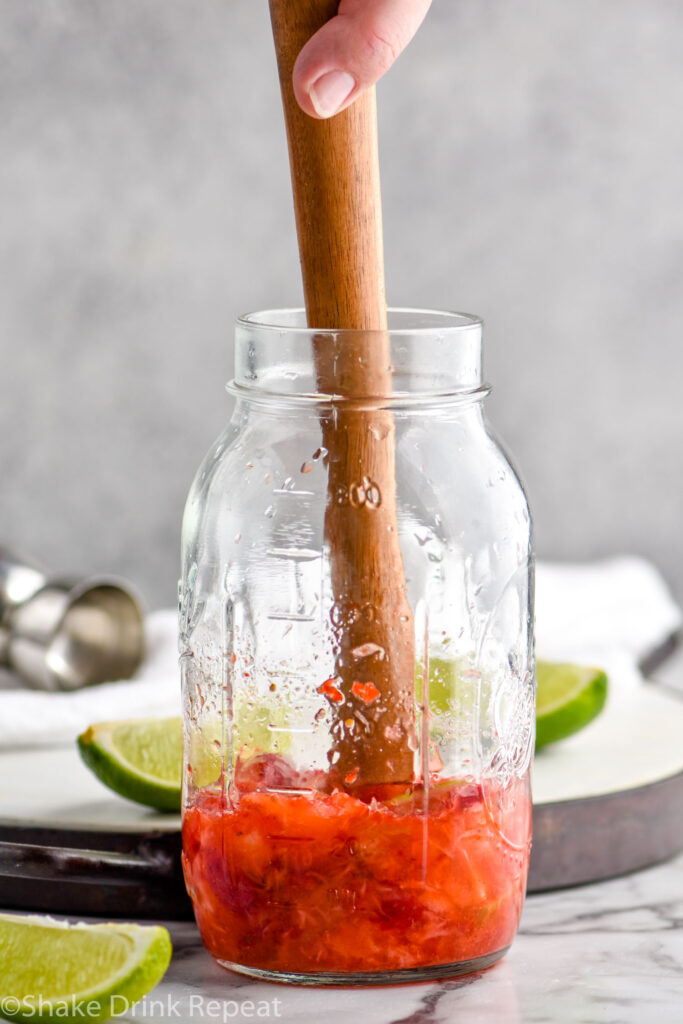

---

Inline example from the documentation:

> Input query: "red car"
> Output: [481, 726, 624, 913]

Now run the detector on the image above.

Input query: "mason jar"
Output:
[180, 308, 534, 985]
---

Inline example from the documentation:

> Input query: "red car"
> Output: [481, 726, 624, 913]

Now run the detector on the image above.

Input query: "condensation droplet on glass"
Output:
[312, 447, 327, 461]
[384, 721, 402, 743]
[348, 481, 366, 509]
[301, 461, 313, 474]
[434, 513, 443, 527]
[246, 462, 254, 470]
[346, 605, 360, 625]
[351, 642, 385, 662]
[365, 481, 381, 508]
[264, 505, 276, 518]
[368, 423, 389, 441]
[283, 476, 294, 490]
[428, 742, 444, 774]
[314, 708, 326, 723]
[234, 533, 242, 543]
[414, 533, 430, 547]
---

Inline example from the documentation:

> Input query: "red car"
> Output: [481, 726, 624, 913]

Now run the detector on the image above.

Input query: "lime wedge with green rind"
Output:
[0, 913, 171, 1023]
[78, 717, 182, 812]
[535, 661, 608, 748]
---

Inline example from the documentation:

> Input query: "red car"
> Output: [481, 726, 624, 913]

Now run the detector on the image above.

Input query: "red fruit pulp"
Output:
[182, 759, 531, 977]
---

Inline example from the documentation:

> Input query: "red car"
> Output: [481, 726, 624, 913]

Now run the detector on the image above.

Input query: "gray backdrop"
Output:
[2, 0, 682, 611]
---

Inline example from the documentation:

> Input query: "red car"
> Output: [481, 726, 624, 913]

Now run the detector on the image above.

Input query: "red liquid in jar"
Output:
[182, 756, 531, 976]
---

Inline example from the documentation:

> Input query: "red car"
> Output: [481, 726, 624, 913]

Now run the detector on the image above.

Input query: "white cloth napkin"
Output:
[0, 557, 679, 749]
[0, 610, 180, 749]
[535, 556, 681, 666]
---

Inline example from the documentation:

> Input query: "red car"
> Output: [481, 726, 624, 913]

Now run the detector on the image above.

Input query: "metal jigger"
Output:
[0, 548, 145, 691]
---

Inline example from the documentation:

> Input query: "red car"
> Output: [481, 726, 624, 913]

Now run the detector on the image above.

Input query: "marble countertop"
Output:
[103, 851, 683, 1024]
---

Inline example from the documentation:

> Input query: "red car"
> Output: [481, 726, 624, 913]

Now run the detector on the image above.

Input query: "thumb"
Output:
[293, 0, 432, 119]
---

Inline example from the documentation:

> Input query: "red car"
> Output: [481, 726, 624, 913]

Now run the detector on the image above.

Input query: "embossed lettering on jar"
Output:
[179, 309, 535, 985]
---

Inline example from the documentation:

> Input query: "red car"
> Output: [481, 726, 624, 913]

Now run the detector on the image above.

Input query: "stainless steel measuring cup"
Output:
[0, 548, 145, 691]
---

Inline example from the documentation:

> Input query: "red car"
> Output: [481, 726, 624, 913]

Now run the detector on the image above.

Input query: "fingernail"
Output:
[309, 70, 356, 118]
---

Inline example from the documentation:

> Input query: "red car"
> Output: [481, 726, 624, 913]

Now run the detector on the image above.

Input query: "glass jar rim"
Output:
[236, 307, 483, 335]
[230, 306, 487, 406]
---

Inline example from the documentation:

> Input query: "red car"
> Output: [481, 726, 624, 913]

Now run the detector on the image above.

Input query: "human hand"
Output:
[293, 0, 432, 119]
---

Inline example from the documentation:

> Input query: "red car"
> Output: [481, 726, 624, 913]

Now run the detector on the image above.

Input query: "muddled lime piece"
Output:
[415, 655, 478, 713]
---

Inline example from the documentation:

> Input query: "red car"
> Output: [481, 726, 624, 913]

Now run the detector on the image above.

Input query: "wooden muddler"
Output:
[269, 0, 416, 788]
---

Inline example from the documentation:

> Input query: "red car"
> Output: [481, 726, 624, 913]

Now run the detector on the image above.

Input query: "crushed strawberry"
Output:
[317, 677, 344, 703]
[183, 768, 531, 975]
[351, 680, 381, 705]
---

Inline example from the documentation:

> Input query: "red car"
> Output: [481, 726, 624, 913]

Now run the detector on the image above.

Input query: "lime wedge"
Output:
[77, 717, 182, 812]
[0, 914, 171, 1023]
[415, 656, 481, 714]
[535, 660, 608, 749]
